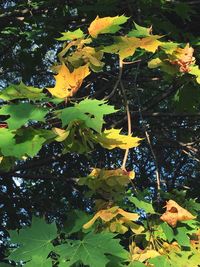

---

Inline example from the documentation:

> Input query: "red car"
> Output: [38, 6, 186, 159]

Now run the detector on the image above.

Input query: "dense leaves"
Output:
[1, 2, 200, 267]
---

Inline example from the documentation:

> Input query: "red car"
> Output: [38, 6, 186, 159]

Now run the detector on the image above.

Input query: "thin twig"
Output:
[104, 65, 123, 101]
[134, 63, 161, 192]
[119, 60, 132, 170]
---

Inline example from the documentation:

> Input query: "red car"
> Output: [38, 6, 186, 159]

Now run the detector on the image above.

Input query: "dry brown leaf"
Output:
[160, 199, 196, 227]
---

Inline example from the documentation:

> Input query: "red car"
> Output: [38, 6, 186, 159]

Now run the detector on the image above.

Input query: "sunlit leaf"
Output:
[8, 217, 57, 263]
[57, 28, 85, 41]
[47, 64, 90, 98]
[57, 98, 116, 133]
[55, 231, 128, 267]
[95, 128, 142, 149]
[160, 200, 196, 227]
[88, 15, 129, 38]
[128, 22, 152, 37]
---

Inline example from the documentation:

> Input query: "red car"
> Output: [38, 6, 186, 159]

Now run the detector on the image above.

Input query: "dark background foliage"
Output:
[1, 0, 200, 260]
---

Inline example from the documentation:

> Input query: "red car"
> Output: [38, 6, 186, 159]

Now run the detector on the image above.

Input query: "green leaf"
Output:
[63, 210, 92, 235]
[173, 83, 200, 112]
[148, 256, 172, 267]
[57, 28, 85, 41]
[24, 256, 52, 267]
[55, 231, 128, 267]
[0, 82, 45, 101]
[168, 251, 199, 267]
[189, 65, 200, 84]
[0, 128, 52, 158]
[8, 217, 57, 263]
[57, 98, 116, 133]
[161, 223, 174, 242]
[129, 196, 155, 214]
[128, 22, 151, 37]
[0, 103, 48, 130]
[128, 262, 146, 267]
[0, 263, 13, 267]
[174, 227, 190, 247]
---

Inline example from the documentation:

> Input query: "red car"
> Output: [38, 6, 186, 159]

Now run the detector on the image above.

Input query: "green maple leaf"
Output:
[57, 28, 85, 41]
[8, 217, 57, 264]
[57, 98, 116, 133]
[55, 231, 128, 267]
[0, 263, 13, 267]
[128, 22, 151, 38]
[0, 128, 53, 158]
[23, 256, 52, 267]
[0, 103, 48, 130]
[0, 81, 45, 101]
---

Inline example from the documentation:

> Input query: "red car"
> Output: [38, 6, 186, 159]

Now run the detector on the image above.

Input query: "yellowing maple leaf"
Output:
[139, 36, 162, 53]
[95, 128, 142, 150]
[169, 43, 195, 73]
[160, 199, 196, 227]
[47, 64, 90, 98]
[88, 15, 128, 38]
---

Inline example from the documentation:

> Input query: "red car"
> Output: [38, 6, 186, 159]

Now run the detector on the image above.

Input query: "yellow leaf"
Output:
[53, 127, 70, 142]
[139, 36, 162, 52]
[88, 15, 128, 38]
[103, 36, 139, 60]
[160, 199, 196, 227]
[0, 156, 3, 163]
[96, 128, 142, 149]
[47, 64, 90, 98]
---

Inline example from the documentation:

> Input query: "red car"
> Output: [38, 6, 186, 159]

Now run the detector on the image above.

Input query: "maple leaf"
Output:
[160, 200, 196, 227]
[47, 64, 90, 99]
[139, 36, 162, 53]
[0, 103, 48, 130]
[8, 217, 57, 263]
[88, 15, 129, 38]
[95, 128, 142, 149]
[189, 65, 200, 84]
[0, 81, 44, 101]
[169, 43, 195, 73]
[55, 232, 128, 267]
[103, 36, 139, 60]
[57, 28, 85, 41]
[57, 98, 116, 133]
[103, 35, 162, 60]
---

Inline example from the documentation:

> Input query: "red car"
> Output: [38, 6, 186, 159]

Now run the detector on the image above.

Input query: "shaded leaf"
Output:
[0, 103, 48, 130]
[0, 82, 44, 101]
